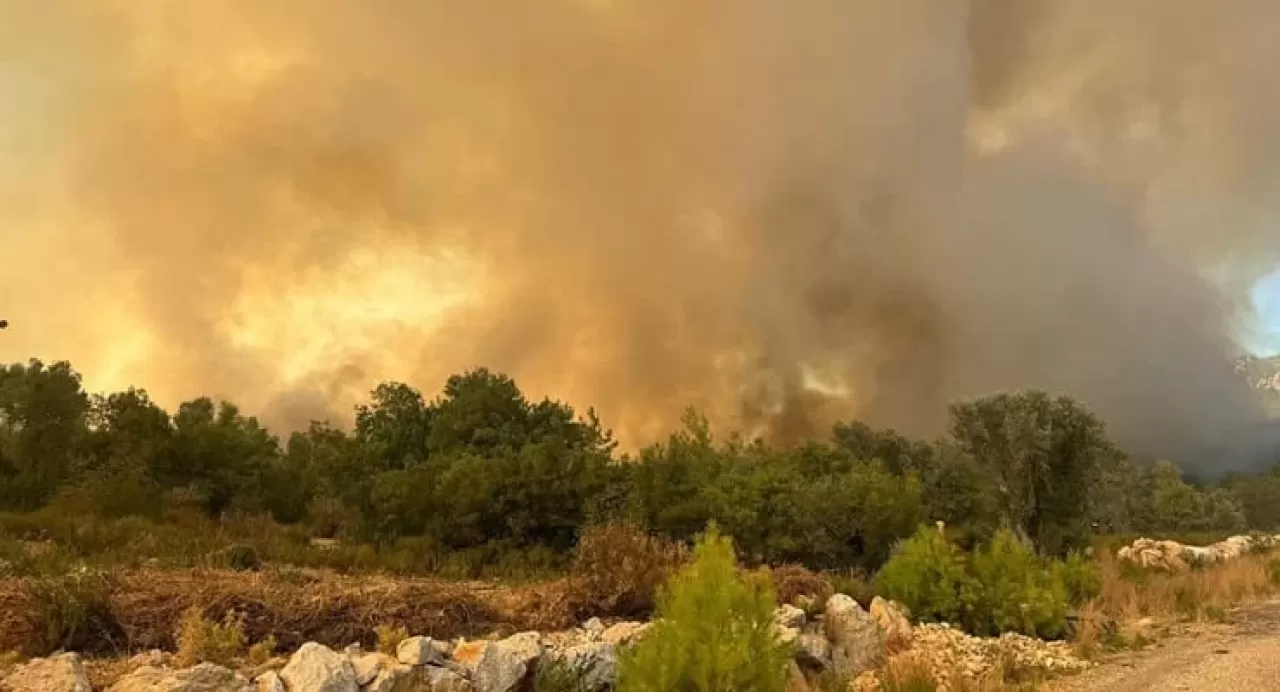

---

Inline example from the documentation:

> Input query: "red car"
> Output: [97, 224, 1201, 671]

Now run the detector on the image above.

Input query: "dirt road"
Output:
[1048, 599, 1280, 692]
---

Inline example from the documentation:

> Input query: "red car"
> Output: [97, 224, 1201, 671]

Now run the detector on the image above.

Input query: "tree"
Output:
[158, 398, 281, 516]
[617, 525, 791, 692]
[0, 360, 90, 509]
[947, 391, 1116, 556]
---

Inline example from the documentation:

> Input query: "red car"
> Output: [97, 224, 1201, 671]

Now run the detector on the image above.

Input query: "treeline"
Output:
[1, 358, 1279, 573]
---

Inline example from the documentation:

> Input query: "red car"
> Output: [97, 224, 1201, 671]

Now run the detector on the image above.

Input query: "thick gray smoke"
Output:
[1, 1, 1278, 470]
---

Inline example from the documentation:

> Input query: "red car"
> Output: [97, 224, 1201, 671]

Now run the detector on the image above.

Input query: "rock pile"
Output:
[0, 592, 1089, 692]
[851, 623, 1091, 692]
[1117, 534, 1280, 571]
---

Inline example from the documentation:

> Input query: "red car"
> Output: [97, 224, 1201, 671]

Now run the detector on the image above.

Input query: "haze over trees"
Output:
[0, 357, 1276, 574]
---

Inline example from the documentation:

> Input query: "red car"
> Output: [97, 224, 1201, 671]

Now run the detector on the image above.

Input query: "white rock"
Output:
[795, 633, 832, 670]
[423, 665, 472, 691]
[348, 652, 387, 686]
[280, 642, 358, 692]
[395, 636, 444, 666]
[474, 632, 542, 692]
[600, 621, 651, 647]
[825, 594, 885, 679]
[363, 663, 422, 692]
[3, 653, 91, 692]
[775, 604, 807, 630]
[776, 625, 800, 645]
[256, 671, 286, 692]
[869, 597, 913, 653]
[108, 663, 252, 692]
[544, 643, 618, 691]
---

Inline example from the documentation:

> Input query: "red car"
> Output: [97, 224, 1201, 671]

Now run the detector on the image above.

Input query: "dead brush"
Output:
[565, 522, 686, 618]
[1082, 545, 1280, 644]
[174, 606, 247, 667]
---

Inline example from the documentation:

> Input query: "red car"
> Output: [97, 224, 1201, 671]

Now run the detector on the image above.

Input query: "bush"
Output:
[375, 623, 409, 656]
[223, 544, 262, 572]
[532, 656, 593, 692]
[568, 523, 686, 617]
[873, 526, 969, 625]
[1056, 551, 1102, 605]
[174, 606, 247, 667]
[769, 564, 834, 607]
[616, 525, 792, 692]
[961, 530, 1069, 638]
[26, 569, 123, 656]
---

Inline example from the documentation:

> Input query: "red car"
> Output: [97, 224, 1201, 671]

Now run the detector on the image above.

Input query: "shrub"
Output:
[26, 569, 123, 656]
[961, 530, 1069, 638]
[873, 526, 969, 625]
[375, 623, 409, 656]
[224, 544, 262, 572]
[829, 568, 877, 608]
[247, 635, 277, 665]
[1056, 551, 1101, 605]
[568, 523, 686, 617]
[616, 525, 792, 692]
[532, 656, 593, 692]
[174, 607, 247, 667]
[769, 564, 834, 607]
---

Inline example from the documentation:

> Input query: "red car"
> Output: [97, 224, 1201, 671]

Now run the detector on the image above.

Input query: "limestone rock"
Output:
[255, 671, 285, 692]
[280, 643, 358, 692]
[794, 633, 832, 671]
[107, 663, 251, 692]
[869, 597, 913, 653]
[474, 632, 542, 692]
[599, 622, 651, 647]
[450, 641, 490, 675]
[824, 594, 885, 678]
[395, 637, 444, 667]
[348, 652, 387, 686]
[363, 663, 422, 692]
[775, 604, 807, 630]
[3, 653, 91, 692]
[583, 617, 606, 641]
[543, 643, 617, 691]
[422, 665, 472, 691]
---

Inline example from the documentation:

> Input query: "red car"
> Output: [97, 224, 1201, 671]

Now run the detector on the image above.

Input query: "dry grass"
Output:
[564, 522, 687, 619]
[375, 623, 409, 656]
[0, 567, 575, 656]
[174, 606, 246, 667]
[769, 564, 835, 607]
[1071, 547, 1280, 657]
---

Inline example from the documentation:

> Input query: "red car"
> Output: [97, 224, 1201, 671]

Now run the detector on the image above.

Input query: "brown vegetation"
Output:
[0, 567, 575, 657]
[565, 523, 687, 619]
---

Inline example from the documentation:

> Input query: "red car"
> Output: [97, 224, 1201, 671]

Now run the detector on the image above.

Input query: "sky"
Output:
[4, 1, 1280, 472]
[1253, 269, 1280, 356]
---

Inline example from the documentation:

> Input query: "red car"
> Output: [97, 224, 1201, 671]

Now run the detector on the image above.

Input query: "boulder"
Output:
[775, 625, 800, 646]
[600, 622, 651, 647]
[107, 663, 251, 692]
[347, 652, 387, 686]
[543, 643, 618, 691]
[824, 594, 885, 679]
[279, 643, 358, 692]
[775, 604, 806, 630]
[395, 637, 444, 667]
[255, 671, 285, 692]
[869, 597, 913, 653]
[363, 663, 423, 692]
[474, 632, 542, 692]
[794, 633, 832, 671]
[2, 653, 91, 692]
[450, 641, 490, 675]
[422, 665, 472, 691]
[583, 617, 606, 641]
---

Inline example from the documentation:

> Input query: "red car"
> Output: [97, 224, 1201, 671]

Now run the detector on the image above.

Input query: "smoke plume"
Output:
[2, 1, 1280, 470]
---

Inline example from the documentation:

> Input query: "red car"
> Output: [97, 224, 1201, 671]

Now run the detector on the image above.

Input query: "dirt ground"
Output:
[1049, 598, 1280, 692]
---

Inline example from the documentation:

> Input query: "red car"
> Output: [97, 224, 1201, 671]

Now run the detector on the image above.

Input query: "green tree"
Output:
[157, 398, 281, 516]
[617, 525, 791, 692]
[947, 391, 1116, 556]
[0, 360, 90, 509]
